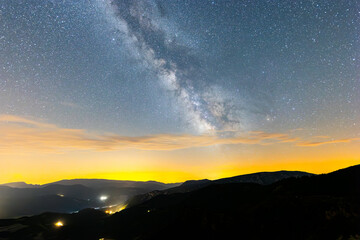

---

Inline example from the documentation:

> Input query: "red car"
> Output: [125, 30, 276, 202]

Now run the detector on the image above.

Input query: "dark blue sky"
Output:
[1, 0, 359, 137]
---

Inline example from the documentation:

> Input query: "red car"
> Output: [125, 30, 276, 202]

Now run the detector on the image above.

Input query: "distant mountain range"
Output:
[1, 166, 359, 239]
[1, 179, 179, 189]
[0, 182, 40, 188]
[0, 171, 311, 219]
[0, 180, 180, 219]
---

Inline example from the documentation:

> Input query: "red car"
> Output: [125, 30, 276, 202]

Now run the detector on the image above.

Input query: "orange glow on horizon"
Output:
[0, 115, 358, 185]
[1, 157, 358, 185]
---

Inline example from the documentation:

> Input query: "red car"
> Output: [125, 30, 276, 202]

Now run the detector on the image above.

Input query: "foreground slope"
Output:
[0, 165, 359, 240]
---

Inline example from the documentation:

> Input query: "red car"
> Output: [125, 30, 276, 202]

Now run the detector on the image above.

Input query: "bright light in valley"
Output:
[99, 195, 108, 201]
[54, 221, 64, 227]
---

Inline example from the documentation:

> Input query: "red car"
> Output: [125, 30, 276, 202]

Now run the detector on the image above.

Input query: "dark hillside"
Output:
[0, 165, 359, 240]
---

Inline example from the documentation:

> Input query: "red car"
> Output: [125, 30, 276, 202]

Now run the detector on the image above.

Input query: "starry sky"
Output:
[0, 0, 359, 184]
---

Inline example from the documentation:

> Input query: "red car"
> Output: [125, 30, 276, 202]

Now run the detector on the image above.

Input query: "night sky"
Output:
[0, 0, 359, 183]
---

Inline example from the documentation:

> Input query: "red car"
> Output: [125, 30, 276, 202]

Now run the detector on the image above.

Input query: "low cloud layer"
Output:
[0, 115, 358, 153]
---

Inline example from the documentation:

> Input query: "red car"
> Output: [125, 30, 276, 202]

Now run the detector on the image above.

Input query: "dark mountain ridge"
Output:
[126, 170, 312, 208]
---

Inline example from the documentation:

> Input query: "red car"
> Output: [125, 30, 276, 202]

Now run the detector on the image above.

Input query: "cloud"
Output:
[0, 115, 297, 153]
[312, 136, 331, 139]
[290, 128, 304, 132]
[0, 115, 56, 128]
[296, 138, 360, 147]
[60, 101, 81, 109]
[0, 115, 357, 154]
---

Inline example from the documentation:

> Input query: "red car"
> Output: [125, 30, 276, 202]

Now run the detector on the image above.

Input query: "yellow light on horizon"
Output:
[117, 205, 126, 211]
[54, 221, 64, 227]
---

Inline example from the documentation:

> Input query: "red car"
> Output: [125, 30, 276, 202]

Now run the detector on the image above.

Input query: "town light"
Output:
[54, 221, 64, 227]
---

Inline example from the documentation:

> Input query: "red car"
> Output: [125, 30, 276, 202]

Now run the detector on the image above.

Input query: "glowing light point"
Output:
[54, 221, 64, 227]
[99, 195, 108, 201]
[105, 210, 114, 215]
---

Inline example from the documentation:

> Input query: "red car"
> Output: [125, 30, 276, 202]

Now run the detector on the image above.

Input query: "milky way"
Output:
[95, 0, 248, 134]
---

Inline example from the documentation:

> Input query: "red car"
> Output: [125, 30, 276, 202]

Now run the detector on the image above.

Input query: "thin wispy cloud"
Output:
[312, 136, 331, 139]
[0, 115, 56, 128]
[296, 138, 360, 147]
[290, 128, 304, 132]
[60, 101, 81, 109]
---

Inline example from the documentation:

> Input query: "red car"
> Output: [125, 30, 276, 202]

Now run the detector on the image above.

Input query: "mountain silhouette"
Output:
[1, 165, 359, 239]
